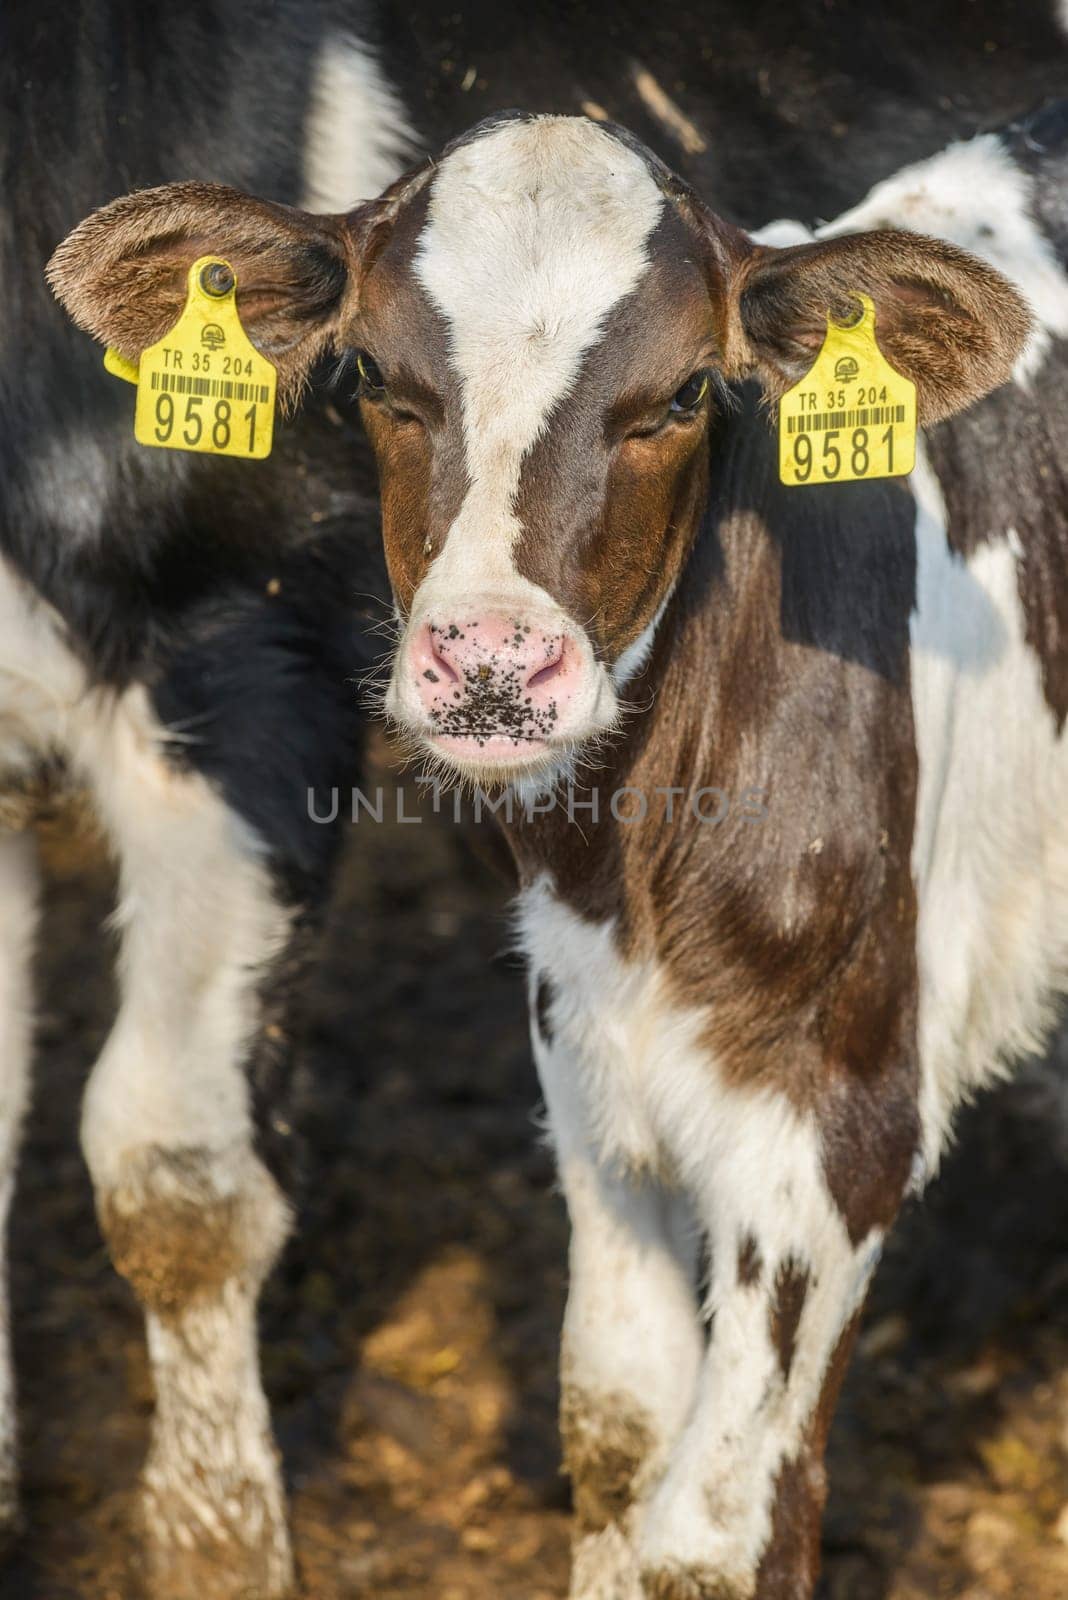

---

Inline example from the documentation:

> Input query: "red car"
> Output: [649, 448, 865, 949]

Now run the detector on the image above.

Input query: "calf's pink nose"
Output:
[409, 614, 580, 748]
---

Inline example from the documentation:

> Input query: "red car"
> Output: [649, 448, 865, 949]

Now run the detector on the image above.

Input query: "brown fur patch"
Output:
[508, 459, 921, 1164]
[0, 772, 50, 833]
[353, 182, 471, 612]
[560, 1384, 655, 1537]
[737, 1233, 763, 1288]
[816, 1056, 919, 1245]
[768, 1258, 810, 1382]
[0, 750, 102, 850]
[749, 1452, 826, 1600]
[511, 220, 718, 667]
[535, 973, 557, 1045]
[751, 1312, 862, 1598]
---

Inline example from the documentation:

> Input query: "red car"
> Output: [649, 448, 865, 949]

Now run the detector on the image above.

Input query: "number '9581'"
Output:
[791, 424, 897, 482]
[153, 393, 260, 454]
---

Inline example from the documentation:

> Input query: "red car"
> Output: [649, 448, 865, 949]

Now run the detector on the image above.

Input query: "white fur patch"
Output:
[302, 30, 418, 211]
[0, 830, 39, 1520]
[821, 133, 1068, 383]
[531, 967, 704, 1472]
[750, 218, 814, 249]
[79, 684, 291, 1190]
[141, 1189, 292, 1594]
[908, 443, 1068, 1167]
[0, 558, 87, 767]
[571, 1522, 644, 1600]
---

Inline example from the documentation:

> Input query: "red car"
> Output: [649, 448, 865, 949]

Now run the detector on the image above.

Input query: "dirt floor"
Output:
[5, 751, 1068, 1600]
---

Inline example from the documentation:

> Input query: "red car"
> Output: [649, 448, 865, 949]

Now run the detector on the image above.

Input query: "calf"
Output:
[373, 113, 1062, 1599]
[50, 103, 1067, 1599]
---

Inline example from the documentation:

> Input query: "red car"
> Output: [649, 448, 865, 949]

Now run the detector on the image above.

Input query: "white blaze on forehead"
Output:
[413, 116, 664, 591]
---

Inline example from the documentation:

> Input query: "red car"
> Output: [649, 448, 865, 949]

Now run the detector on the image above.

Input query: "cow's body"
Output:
[1, 4, 411, 1593]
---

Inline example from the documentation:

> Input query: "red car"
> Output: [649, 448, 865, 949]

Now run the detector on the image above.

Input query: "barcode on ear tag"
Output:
[132, 256, 276, 460]
[778, 293, 916, 486]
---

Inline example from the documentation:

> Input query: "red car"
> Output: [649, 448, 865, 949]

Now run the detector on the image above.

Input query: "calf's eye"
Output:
[671, 371, 710, 413]
[355, 350, 385, 396]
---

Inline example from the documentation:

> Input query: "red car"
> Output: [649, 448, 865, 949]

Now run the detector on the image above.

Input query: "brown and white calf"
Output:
[51, 104, 1068, 1598]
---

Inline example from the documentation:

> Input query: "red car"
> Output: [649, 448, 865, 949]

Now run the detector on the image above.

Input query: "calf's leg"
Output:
[79, 690, 297, 1600]
[635, 1076, 916, 1600]
[532, 999, 704, 1600]
[0, 830, 38, 1531]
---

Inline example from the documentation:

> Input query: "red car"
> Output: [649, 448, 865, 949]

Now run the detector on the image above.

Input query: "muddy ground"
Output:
[5, 751, 1068, 1600]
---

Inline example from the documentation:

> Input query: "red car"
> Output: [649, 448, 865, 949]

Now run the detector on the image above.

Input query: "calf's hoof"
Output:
[570, 1522, 644, 1600]
[640, 1565, 752, 1600]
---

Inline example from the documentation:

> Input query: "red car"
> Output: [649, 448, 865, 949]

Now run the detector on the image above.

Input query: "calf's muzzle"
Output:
[407, 613, 584, 761]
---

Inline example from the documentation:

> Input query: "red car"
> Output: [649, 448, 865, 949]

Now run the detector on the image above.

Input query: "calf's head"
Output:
[49, 115, 1029, 781]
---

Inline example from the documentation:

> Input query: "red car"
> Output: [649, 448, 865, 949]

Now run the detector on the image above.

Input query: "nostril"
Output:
[429, 644, 461, 688]
[526, 658, 563, 691]
[525, 638, 567, 692]
[412, 623, 462, 690]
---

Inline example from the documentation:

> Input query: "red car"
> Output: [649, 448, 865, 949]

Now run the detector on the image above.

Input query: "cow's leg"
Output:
[0, 830, 38, 1532]
[635, 1079, 915, 1600]
[79, 690, 298, 1600]
[532, 1002, 704, 1600]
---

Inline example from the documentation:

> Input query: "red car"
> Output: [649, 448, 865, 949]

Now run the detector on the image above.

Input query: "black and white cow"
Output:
[2, 3, 417, 1595]
[21, 3, 1068, 1599]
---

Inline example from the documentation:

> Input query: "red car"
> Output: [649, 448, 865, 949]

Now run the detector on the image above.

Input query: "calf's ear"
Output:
[47, 182, 379, 408]
[724, 229, 1032, 426]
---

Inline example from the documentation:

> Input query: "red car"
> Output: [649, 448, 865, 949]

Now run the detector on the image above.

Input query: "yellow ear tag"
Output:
[778, 292, 916, 487]
[132, 256, 276, 460]
[104, 346, 139, 385]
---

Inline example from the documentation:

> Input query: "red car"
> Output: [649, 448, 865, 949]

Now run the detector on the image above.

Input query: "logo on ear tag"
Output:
[131, 256, 276, 460]
[778, 293, 916, 487]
